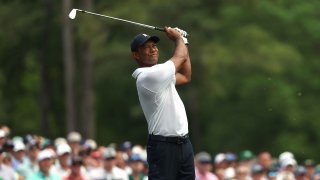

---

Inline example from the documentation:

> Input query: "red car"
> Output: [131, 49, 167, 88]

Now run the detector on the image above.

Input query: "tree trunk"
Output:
[40, 0, 53, 136]
[62, 0, 76, 133]
[80, 0, 95, 139]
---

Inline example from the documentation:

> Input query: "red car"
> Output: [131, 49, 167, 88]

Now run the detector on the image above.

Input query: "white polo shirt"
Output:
[132, 60, 189, 137]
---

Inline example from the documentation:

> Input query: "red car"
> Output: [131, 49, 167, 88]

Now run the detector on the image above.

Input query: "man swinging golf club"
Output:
[131, 27, 195, 180]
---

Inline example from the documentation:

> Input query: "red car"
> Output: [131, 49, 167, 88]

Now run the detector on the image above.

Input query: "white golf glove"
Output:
[174, 27, 189, 45]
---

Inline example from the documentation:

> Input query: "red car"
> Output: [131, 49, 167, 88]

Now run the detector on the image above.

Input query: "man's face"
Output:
[133, 41, 159, 67]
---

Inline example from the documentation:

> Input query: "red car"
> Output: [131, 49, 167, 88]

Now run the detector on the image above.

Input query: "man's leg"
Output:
[177, 139, 195, 180]
[147, 140, 180, 180]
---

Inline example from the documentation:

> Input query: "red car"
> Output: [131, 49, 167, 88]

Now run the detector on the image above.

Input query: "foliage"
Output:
[0, 0, 319, 161]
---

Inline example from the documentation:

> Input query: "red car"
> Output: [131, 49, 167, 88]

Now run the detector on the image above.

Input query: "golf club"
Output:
[68, 8, 189, 37]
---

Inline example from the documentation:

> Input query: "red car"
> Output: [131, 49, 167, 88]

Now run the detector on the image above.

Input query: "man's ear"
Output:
[132, 51, 140, 60]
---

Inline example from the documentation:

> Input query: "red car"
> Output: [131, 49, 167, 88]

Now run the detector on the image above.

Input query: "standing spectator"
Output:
[0, 148, 16, 180]
[195, 152, 218, 180]
[52, 143, 72, 177]
[89, 147, 128, 180]
[67, 132, 82, 156]
[128, 154, 147, 180]
[26, 149, 60, 180]
[63, 156, 89, 180]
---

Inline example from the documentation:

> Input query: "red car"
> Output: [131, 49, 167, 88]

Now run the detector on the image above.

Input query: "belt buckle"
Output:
[176, 138, 183, 144]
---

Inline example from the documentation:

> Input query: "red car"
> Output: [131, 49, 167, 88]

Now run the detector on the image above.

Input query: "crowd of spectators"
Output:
[0, 125, 319, 180]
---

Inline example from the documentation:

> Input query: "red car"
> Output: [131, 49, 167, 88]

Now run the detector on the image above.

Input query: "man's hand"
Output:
[174, 27, 189, 45]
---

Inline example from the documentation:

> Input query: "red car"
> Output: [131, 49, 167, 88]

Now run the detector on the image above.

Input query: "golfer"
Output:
[131, 27, 195, 180]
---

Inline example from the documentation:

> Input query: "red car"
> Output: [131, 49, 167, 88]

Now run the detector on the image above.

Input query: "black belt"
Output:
[148, 134, 189, 144]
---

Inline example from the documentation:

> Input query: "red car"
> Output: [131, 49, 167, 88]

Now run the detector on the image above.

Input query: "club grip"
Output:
[155, 26, 189, 37]
[155, 27, 165, 32]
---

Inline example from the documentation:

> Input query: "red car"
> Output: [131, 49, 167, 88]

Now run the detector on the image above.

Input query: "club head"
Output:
[68, 9, 77, 19]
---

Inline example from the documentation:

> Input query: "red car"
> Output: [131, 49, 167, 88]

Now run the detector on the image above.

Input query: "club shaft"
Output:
[78, 10, 165, 32]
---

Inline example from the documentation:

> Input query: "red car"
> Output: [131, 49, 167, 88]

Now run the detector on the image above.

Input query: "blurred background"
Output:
[0, 0, 319, 162]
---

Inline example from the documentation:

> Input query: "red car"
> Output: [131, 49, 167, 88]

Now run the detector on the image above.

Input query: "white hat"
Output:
[84, 139, 97, 150]
[57, 143, 71, 156]
[54, 137, 67, 147]
[0, 130, 6, 138]
[281, 158, 297, 168]
[13, 142, 26, 152]
[215, 153, 226, 164]
[103, 147, 116, 159]
[67, 131, 82, 142]
[279, 152, 294, 164]
[37, 149, 53, 161]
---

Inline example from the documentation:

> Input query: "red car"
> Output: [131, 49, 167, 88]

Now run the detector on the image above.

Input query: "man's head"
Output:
[37, 149, 53, 175]
[131, 33, 160, 67]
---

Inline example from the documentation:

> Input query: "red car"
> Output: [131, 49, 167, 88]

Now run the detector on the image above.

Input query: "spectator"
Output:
[303, 159, 315, 180]
[63, 156, 89, 180]
[52, 143, 72, 177]
[0, 148, 16, 180]
[26, 149, 60, 180]
[89, 147, 128, 180]
[115, 150, 131, 174]
[257, 151, 273, 175]
[276, 158, 297, 180]
[214, 153, 227, 180]
[128, 153, 147, 180]
[238, 150, 255, 167]
[195, 151, 218, 180]
[67, 132, 82, 156]
[251, 163, 268, 180]
[295, 166, 308, 180]
[235, 165, 251, 180]
[16, 143, 40, 178]
[11, 141, 27, 171]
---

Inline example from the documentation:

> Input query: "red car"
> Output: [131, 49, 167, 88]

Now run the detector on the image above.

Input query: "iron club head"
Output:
[68, 9, 78, 19]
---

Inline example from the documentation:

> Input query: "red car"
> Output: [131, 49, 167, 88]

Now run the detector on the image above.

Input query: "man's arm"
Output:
[175, 50, 191, 85]
[164, 27, 191, 85]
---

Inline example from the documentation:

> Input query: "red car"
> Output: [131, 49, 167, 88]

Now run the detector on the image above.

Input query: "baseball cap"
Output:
[57, 143, 71, 156]
[304, 159, 315, 167]
[251, 164, 264, 174]
[214, 153, 226, 165]
[103, 147, 116, 159]
[67, 131, 82, 143]
[195, 152, 212, 164]
[13, 141, 26, 152]
[131, 33, 160, 52]
[281, 158, 297, 168]
[239, 150, 254, 161]
[37, 149, 53, 161]
[130, 153, 143, 162]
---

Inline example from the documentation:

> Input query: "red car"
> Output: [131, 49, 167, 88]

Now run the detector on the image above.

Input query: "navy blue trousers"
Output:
[146, 135, 195, 180]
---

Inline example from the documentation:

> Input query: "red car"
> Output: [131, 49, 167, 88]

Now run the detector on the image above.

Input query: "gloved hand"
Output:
[174, 27, 189, 45]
